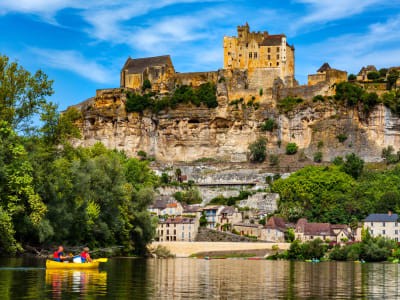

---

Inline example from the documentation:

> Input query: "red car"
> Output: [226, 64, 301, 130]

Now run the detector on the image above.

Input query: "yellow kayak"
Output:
[46, 260, 102, 269]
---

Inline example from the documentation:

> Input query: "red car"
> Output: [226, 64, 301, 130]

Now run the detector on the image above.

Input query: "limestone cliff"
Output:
[69, 80, 400, 163]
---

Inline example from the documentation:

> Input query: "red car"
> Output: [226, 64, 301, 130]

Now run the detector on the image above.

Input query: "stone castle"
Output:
[69, 24, 400, 165]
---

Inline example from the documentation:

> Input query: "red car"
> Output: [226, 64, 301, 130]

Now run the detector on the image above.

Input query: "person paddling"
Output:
[53, 246, 69, 262]
[80, 247, 93, 263]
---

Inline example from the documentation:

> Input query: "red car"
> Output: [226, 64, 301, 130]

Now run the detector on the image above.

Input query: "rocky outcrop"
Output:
[69, 80, 400, 163]
[238, 193, 279, 213]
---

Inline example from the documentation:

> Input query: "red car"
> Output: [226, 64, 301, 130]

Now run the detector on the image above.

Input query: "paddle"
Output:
[93, 258, 108, 263]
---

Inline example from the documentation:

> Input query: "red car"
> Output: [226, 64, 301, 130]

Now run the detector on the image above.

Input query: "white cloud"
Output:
[290, 0, 398, 32]
[30, 48, 114, 83]
[296, 15, 400, 79]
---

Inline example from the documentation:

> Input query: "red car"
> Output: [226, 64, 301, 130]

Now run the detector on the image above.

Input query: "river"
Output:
[1, 257, 400, 299]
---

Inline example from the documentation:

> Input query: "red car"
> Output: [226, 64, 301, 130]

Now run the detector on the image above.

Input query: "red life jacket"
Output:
[53, 251, 58, 258]
[80, 252, 88, 259]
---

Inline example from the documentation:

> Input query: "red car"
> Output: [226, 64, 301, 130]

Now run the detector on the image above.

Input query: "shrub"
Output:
[348, 74, 357, 81]
[314, 152, 323, 163]
[317, 140, 324, 149]
[277, 140, 282, 148]
[313, 95, 324, 102]
[367, 71, 380, 81]
[173, 189, 202, 204]
[199, 212, 207, 227]
[379, 68, 388, 78]
[259, 88, 263, 96]
[277, 96, 304, 113]
[137, 150, 147, 158]
[125, 93, 153, 113]
[218, 76, 225, 83]
[248, 136, 268, 162]
[388, 69, 399, 89]
[273, 174, 281, 181]
[161, 173, 169, 184]
[261, 119, 276, 132]
[286, 143, 298, 155]
[265, 176, 272, 184]
[142, 79, 152, 91]
[332, 156, 344, 166]
[337, 133, 347, 143]
[254, 102, 260, 110]
[269, 154, 279, 167]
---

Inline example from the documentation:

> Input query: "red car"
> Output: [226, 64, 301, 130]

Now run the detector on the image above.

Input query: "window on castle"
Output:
[277, 62, 279, 66]
[246, 43, 248, 48]
[267, 55, 271, 60]
[277, 47, 280, 52]
[268, 48, 270, 53]
[228, 52, 231, 56]
[269, 62, 272, 67]
[254, 52, 257, 58]
[277, 54, 279, 59]
[249, 52, 252, 58]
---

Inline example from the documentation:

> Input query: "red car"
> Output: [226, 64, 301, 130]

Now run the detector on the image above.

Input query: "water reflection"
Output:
[2, 258, 400, 299]
[45, 269, 107, 299]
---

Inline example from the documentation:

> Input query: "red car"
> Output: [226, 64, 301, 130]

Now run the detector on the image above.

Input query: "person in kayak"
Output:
[53, 246, 69, 262]
[80, 247, 93, 263]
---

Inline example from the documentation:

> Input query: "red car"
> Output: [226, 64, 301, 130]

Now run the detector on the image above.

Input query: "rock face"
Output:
[69, 80, 400, 163]
[238, 193, 279, 213]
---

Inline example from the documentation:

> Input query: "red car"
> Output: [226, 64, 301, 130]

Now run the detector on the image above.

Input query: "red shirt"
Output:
[80, 252, 88, 259]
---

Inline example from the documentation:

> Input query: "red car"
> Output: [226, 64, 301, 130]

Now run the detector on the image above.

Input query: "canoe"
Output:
[46, 260, 100, 269]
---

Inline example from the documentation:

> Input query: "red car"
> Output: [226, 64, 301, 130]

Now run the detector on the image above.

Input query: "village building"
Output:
[233, 223, 263, 239]
[217, 206, 242, 231]
[182, 203, 202, 218]
[260, 216, 286, 242]
[203, 205, 225, 229]
[148, 199, 168, 216]
[364, 212, 400, 241]
[295, 218, 352, 243]
[307, 62, 347, 85]
[160, 202, 184, 216]
[156, 217, 199, 242]
[356, 65, 377, 81]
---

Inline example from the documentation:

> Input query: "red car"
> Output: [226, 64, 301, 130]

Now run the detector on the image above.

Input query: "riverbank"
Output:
[150, 241, 290, 257]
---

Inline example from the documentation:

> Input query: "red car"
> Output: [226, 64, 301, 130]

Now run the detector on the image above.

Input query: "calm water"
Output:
[1, 257, 400, 299]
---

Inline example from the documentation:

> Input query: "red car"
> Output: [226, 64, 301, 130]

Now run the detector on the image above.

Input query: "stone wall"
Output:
[238, 192, 279, 213]
[174, 71, 218, 87]
[195, 228, 264, 242]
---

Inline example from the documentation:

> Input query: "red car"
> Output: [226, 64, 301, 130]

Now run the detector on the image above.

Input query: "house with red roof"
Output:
[160, 202, 184, 216]
[260, 216, 287, 242]
[295, 218, 352, 243]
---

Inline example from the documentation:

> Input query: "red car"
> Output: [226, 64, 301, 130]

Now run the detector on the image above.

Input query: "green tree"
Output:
[348, 74, 357, 81]
[379, 68, 388, 78]
[285, 228, 295, 242]
[342, 153, 364, 179]
[388, 69, 399, 89]
[199, 212, 207, 227]
[367, 71, 380, 80]
[314, 152, 323, 163]
[142, 79, 152, 91]
[248, 137, 268, 162]
[0, 53, 54, 132]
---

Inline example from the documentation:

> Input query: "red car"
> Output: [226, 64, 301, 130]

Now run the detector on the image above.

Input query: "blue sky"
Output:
[0, 0, 400, 110]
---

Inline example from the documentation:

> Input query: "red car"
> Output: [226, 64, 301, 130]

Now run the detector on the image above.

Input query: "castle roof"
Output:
[122, 55, 173, 74]
[261, 35, 284, 46]
[358, 65, 377, 75]
[317, 63, 331, 73]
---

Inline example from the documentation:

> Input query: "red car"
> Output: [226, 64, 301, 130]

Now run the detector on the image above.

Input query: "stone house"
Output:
[295, 219, 352, 243]
[120, 55, 175, 93]
[260, 216, 286, 242]
[307, 62, 347, 86]
[233, 223, 263, 239]
[161, 202, 184, 216]
[148, 199, 168, 216]
[357, 65, 377, 81]
[364, 212, 400, 241]
[217, 206, 242, 231]
[182, 203, 202, 218]
[203, 205, 225, 229]
[156, 217, 199, 242]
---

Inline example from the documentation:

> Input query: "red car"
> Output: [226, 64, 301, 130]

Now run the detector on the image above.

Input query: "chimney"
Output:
[389, 211, 392, 216]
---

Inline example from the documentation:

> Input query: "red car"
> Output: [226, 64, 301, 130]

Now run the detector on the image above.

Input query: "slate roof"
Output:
[122, 55, 172, 74]
[364, 213, 399, 222]
[150, 199, 168, 210]
[358, 65, 377, 75]
[317, 62, 331, 73]
[261, 35, 284, 46]
[160, 217, 196, 224]
[220, 206, 237, 216]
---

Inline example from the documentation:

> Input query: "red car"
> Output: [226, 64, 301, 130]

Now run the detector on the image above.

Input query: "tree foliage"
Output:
[248, 137, 268, 162]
